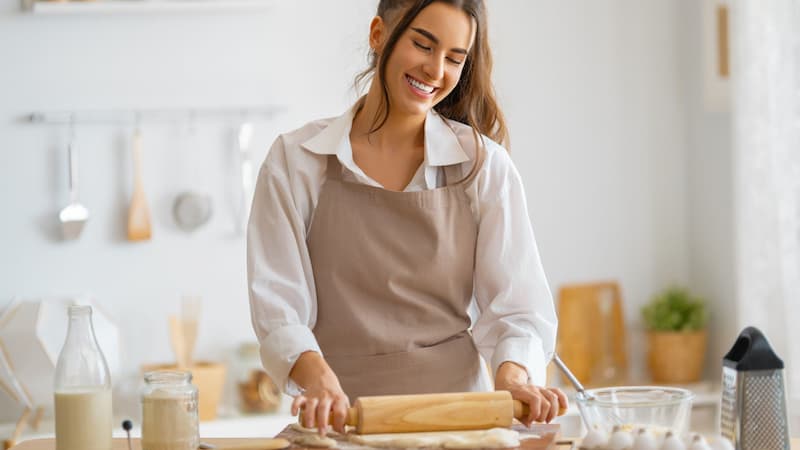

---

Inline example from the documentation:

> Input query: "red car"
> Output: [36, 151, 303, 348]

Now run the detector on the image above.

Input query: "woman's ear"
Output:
[369, 16, 387, 55]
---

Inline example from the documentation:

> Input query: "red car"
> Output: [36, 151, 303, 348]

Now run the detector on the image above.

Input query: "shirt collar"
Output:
[300, 101, 471, 168]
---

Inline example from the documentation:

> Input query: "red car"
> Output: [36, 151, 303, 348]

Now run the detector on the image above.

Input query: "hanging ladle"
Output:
[58, 117, 89, 240]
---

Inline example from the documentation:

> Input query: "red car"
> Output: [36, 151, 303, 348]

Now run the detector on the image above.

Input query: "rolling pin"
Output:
[301, 391, 566, 434]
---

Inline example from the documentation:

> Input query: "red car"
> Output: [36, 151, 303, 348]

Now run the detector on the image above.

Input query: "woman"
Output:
[247, 0, 567, 436]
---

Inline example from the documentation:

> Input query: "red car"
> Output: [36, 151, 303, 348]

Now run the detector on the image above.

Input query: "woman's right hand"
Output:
[289, 351, 350, 436]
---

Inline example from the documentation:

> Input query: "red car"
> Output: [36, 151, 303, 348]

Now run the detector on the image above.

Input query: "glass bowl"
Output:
[575, 386, 694, 436]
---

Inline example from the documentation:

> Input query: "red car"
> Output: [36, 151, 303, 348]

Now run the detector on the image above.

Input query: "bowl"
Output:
[575, 386, 694, 436]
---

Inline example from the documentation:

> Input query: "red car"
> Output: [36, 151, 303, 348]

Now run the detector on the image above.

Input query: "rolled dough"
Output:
[290, 422, 342, 436]
[292, 434, 338, 448]
[347, 427, 520, 449]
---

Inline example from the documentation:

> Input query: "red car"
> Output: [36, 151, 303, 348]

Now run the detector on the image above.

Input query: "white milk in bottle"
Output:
[53, 305, 113, 450]
[55, 388, 112, 450]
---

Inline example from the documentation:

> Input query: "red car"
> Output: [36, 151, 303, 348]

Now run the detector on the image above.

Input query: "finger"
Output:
[525, 394, 542, 427]
[551, 388, 569, 414]
[331, 397, 348, 433]
[291, 395, 306, 416]
[537, 391, 552, 423]
[544, 390, 559, 423]
[304, 397, 319, 429]
[316, 397, 333, 436]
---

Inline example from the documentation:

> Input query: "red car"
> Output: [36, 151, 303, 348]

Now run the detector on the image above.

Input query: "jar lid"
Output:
[144, 370, 193, 385]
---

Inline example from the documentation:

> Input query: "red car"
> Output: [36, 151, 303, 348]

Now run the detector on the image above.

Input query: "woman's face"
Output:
[378, 2, 476, 118]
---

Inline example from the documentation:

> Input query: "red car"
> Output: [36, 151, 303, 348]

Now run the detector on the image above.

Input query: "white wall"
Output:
[677, 0, 737, 383]
[0, 0, 691, 420]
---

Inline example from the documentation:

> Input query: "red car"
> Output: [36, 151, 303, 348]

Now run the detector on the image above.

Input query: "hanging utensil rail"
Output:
[26, 106, 285, 126]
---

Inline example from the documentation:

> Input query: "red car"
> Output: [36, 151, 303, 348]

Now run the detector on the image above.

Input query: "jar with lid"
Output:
[234, 342, 281, 413]
[141, 371, 199, 450]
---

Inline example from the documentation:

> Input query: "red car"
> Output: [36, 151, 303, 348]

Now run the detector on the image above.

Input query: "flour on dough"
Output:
[290, 422, 343, 437]
[517, 431, 541, 440]
[293, 434, 337, 448]
[348, 427, 520, 449]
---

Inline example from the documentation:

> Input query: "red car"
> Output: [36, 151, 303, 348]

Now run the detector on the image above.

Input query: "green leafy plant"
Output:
[642, 286, 707, 331]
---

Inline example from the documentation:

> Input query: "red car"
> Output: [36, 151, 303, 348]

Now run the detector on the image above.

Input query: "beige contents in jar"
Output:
[142, 392, 199, 450]
[238, 369, 280, 412]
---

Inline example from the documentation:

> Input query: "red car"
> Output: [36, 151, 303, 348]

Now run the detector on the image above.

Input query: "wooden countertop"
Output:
[9, 438, 800, 450]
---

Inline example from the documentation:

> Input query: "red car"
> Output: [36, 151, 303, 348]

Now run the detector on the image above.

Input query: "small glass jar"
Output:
[141, 371, 199, 450]
[234, 342, 281, 413]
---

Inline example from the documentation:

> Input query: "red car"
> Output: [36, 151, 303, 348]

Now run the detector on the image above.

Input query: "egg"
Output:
[608, 425, 635, 450]
[632, 428, 659, 450]
[580, 426, 609, 450]
[688, 434, 711, 450]
[708, 435, 735, 450]
[661, 431, 686, 450]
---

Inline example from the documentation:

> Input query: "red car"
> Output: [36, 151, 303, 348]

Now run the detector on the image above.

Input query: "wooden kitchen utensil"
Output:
[168, 315, 188, 368]
[302, 391, 566, 435]
[553, 281, 628, 387]
[127, 128, 152, 241]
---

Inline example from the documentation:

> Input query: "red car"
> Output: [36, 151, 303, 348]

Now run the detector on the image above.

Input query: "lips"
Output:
[405, 74, 438, 95]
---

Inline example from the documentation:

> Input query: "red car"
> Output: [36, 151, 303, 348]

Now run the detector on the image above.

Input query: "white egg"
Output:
[608, 426, 635, 450]
[688, 434, 711, 450]
[661, 431, 686, 450]
[708, 435, 735, 450]
[580, 426, 609, 450]
[632, 428, 658, 450]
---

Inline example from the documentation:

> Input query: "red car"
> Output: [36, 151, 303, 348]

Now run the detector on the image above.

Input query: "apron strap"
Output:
[326, 155, 343, 181]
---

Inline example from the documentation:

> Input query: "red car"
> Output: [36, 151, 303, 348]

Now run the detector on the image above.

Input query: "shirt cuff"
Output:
[257, 324, 322, 396]
[491, 336, 550, 386]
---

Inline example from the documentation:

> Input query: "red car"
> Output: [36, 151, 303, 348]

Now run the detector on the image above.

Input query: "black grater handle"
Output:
[722, 326, 784, 371]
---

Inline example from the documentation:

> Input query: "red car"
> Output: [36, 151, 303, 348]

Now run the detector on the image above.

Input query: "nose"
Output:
[422, 53, 445, 82]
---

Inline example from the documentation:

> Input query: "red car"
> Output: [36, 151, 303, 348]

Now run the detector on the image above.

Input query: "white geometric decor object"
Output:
[0, 343, 30, 422]
[0, 297, 120, 412]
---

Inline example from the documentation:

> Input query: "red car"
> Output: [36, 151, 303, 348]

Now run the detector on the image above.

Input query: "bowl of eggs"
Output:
[576, 386, 694, 439]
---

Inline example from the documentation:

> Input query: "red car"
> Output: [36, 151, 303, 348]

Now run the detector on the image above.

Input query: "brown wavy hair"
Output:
[355, 0, 509, 148]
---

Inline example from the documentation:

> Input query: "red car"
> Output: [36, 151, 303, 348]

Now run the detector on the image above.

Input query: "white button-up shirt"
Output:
[247, 103, 557, 395]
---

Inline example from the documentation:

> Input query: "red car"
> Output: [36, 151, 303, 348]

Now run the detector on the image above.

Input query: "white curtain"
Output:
[731, 0, 800, 430]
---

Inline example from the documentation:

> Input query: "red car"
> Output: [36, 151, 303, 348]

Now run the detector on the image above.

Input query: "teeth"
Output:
[406, 75, 434, 94]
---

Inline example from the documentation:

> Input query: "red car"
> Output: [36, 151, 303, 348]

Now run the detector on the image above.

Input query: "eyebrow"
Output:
[410, 27, 469, 54]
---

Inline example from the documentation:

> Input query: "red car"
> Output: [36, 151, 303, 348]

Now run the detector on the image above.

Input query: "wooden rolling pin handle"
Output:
[512, 399, 568, 420]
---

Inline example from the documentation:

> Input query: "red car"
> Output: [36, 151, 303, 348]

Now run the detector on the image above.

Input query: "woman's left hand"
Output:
[494, 361, 569, 427]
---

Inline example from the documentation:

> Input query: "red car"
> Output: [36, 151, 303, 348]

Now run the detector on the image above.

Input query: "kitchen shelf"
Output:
[23, 0, 273, 15]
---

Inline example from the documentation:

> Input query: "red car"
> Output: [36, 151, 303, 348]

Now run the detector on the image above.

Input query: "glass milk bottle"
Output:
[53, 305, 112, 450]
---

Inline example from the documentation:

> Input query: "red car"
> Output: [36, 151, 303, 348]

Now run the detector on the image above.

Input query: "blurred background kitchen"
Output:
[0, 0, 797, 445]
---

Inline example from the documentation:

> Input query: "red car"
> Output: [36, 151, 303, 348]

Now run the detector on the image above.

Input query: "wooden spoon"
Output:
[127, 128, 152, 241]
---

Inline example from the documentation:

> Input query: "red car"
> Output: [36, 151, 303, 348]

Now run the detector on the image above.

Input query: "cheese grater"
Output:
[720, 326, 790, 450]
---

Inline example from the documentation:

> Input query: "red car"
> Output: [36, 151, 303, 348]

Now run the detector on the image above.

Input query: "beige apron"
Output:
[307, 145, 490, 399]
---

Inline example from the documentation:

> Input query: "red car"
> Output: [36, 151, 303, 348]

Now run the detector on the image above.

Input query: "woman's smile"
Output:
[405, 74, 438, 97]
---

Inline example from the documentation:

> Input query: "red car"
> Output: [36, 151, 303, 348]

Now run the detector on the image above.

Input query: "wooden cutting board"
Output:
[6, 424, 559, 450]
[276, 423, 561, 450]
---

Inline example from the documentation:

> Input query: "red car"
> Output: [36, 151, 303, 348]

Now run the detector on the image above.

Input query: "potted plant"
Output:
[642, 286, 708, 383]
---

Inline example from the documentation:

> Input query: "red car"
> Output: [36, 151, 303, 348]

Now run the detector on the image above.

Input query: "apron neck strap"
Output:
[326, 155, 343, 181]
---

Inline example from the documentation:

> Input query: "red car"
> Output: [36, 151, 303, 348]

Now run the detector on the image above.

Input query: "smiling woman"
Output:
[247, 0, 566, 438]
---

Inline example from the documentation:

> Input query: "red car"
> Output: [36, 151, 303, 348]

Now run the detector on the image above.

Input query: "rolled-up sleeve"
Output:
[471, 149, 557, 387]
[247, 136, 321, 395]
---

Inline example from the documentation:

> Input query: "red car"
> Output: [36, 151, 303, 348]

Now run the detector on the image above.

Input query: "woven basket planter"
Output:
[647, 329, 707, 383]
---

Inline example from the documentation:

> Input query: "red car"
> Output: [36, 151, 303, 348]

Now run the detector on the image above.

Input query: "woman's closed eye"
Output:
[413, 41, 464, 65]
[413, 40, 432, 52]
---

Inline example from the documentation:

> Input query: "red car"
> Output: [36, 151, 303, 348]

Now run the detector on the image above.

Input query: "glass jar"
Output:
[141, 371, 199, 450]
[54, 304, 113, 450]
[234, 342, 281, 413]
